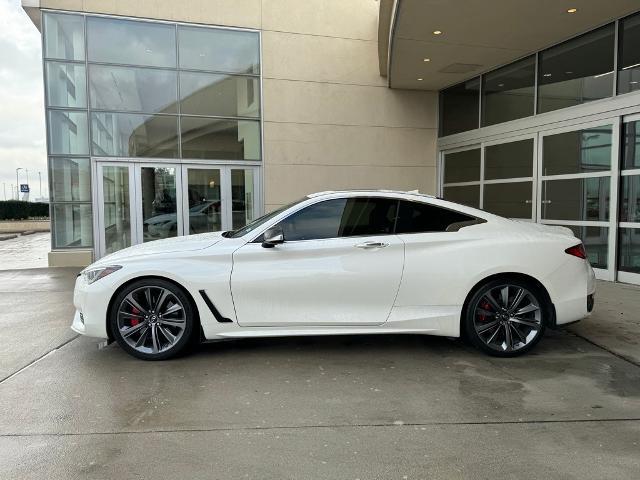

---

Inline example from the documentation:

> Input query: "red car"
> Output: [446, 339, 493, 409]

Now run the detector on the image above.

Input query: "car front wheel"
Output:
[110, 279, 196, 360]
[463, 278, 549, 357]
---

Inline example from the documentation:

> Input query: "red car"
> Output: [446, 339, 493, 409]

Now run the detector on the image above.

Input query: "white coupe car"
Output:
[73, 190, 596, 360]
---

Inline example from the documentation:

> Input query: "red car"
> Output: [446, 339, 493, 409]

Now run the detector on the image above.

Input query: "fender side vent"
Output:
[199, 290, 233, 323]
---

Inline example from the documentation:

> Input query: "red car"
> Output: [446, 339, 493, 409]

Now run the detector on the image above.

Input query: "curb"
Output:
[0, 234, 18, 241]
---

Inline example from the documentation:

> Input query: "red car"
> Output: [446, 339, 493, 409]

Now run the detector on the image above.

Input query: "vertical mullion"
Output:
[613, 20, 620, 97]
[479, 144, 485, 209]
[478, 75, 483, 129]
[533, 52, 539, 116]
[609, 117, 621, 281]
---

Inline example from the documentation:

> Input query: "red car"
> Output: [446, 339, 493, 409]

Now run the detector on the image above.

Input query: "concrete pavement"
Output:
[0, 269, 639, 479]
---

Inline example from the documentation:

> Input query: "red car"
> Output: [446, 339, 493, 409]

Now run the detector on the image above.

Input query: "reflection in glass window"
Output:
[396, 201, 474, 233]
[279, 199, 346, 241]
[541, 177, 610, 222]
[141, 167, 178, 242]
[338, 198, 397, 236]
[482, 56, 535, 126]
[618, 13, 640, 95]
[620, 176, 640, 223]
[187, 169, 222, 234]
[443, 149, 480, 183]
[179, 72, 260, 117]
[102, 166, 131, 254]
[87, 17, 176, 68]
[181, 118, 260, 160]
[91, 112, 179, 158]
[542, 126, 612, 176]
[562, 225, 608, 269]
[43, 13, 85, 61]
[231, 169, 255, 229]
[622, 121, 640, 170]
[443, 185, 480, 209]
[52, 204, 93, 248]
[178, 26, 260, 74]
[439, 78, 480, 136]
[483, 182, 532, 219]
[619, 228, 640, 274]
[484, 139, 533, 180]
[89, 65, 178, 113]
[538, 24, 615, 114]
[45, 62, 87, 108]
[50, 157, 91, 202]
[48, 110, 89, 155]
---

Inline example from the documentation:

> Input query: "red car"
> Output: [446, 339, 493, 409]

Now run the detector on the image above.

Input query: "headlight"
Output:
[81, 265, 122, 285]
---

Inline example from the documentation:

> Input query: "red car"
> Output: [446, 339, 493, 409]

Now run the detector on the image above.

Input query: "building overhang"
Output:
[380, 0, 640, 91]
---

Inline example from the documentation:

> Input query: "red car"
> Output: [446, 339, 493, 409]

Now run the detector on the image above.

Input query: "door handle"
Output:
[355, 241, 389, 249]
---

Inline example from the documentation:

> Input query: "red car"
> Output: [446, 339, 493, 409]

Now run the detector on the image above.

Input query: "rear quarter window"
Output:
[395, 200, 478, 233]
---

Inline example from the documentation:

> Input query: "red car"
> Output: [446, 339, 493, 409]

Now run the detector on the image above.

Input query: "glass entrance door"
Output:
[139, 164, 182, 243]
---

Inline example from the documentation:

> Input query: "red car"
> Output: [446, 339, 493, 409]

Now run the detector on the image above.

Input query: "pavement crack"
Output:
[567, 330, 640, 368]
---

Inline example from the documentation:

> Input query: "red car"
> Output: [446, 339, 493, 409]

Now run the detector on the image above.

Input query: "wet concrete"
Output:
[1, 269, 640, 479]
[0, 232, 50, 270]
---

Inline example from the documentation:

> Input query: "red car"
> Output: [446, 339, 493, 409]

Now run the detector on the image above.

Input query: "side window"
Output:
[395, 200, 476, 233]
[338, 197, 398, 237]
[279, 199, 347, 241]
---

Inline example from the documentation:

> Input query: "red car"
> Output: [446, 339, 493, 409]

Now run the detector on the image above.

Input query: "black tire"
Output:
[463, 277, 549, 357]
[110, 278, 196, 361]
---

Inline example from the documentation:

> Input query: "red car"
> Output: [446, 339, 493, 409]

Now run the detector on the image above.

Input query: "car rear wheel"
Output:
[463, 278, 548, 357]
[110, 279, 196, 360]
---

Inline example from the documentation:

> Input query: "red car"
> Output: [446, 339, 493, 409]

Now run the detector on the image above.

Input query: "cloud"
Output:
[0, 0, 47, 200]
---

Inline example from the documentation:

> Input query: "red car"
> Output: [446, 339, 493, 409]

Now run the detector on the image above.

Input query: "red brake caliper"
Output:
[130, 306, 140, 326]
[478, 300, 491, 322]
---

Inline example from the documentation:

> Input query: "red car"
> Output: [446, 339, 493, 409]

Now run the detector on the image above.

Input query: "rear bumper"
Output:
[548, 259, 595, 327]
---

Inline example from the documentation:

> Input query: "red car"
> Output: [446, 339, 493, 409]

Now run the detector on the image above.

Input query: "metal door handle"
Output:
[355, 241, 389, 249]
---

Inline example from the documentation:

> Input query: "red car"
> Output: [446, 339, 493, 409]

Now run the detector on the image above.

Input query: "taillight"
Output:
[565, 243, 587, 259]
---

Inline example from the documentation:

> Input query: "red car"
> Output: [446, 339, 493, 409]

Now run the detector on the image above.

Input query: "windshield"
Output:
[227, 198, 307, 238]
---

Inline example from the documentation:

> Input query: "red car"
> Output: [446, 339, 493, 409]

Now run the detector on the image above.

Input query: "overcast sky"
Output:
[0, 0, 47, 200]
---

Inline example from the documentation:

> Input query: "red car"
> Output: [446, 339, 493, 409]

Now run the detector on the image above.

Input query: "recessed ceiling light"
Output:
[543, 73, 552, 77]
[433, 30, 443, 35]
[497, 83, 505, 87]
[567, 8, 577, 13]
[417, 78, 424, 81]
[631, 81, 639, 84]
[565, 71, 573, 74]
[423, 58, 431, 62]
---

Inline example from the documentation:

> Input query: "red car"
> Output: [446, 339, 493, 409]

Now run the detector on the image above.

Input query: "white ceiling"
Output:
[387, 0, 640, 90]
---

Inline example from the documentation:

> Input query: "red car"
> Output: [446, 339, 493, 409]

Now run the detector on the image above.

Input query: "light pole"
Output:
[15, 167, 23, 200]
[38, 171, 42, 199]
[25, 169, 29, 202]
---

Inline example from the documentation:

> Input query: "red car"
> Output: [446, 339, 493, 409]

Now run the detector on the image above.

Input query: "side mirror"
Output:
[262, 226, 284, 248]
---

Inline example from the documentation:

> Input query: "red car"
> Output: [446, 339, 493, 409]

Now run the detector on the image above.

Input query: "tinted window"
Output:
[396, 201, 475, 234]
[279, 198, 398, 241]
[618, 12, 640, 95]
[482, 56, 535, 126]
[439, 77, 480, 137]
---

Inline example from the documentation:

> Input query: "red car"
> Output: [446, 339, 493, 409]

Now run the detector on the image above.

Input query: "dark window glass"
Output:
[484, 139, 533, 180]
[618, 228, 640, 274]
[538, 24, 615, 114]
[443, 185, 480, 208]
[180, 118, 260, 160]
[561, 225, 608, 269]
[482, 56, 535, 126]
[178, 26, 260, 74]
[620, 176, 640, 223]
[279, 199, 346, 241]
[618, 13, 640, 95]
[622, 121, 640, 170]
[443, 149, 480, 183]
[541, 177, 610, 222]
[542, 126, 612, 176]
[396, 201, 474, 234]
[483, 182, 532, 218]
[87, 17, 176, 68]
[89, 65, 178, 114]
[179, 72, 260, 117]
[439, 77, 480, 136]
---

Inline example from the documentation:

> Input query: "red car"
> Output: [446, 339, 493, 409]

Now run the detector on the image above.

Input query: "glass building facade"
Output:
[43, 12, 262, 256]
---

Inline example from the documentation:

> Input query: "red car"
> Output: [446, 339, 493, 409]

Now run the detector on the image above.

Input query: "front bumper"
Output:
[72, 274, 114, 339]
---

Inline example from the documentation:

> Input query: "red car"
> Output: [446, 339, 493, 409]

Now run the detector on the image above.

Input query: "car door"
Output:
[230, 196, 405, 327]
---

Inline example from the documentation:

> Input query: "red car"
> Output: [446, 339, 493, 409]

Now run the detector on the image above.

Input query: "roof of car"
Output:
[306, 190, 436, 200]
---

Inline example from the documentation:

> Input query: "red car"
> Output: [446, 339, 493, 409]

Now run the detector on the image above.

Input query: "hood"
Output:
[95, 231, 226, 265]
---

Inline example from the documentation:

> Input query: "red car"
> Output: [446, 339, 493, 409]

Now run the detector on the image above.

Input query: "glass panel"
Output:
[48, 110, 89, 155]
[102, 166, 131, 254]
[560, 225, 608, 269]
[541, 177, 610, 221]
[622, 121, 640, 170]
[278, 199, 347, 241]
[396, 201, 474, 234]
[231, 169, 255, 229]
[484, 139, 533, 180]
[52, 203, 93, 248]
[538, 24, 615, 114]
[443, 149, 480, 183]
[443, 185, 480, 208]
[618, 228, 640, 274]
[181, 118, 260, 160]
[186, 169, 222, 234]
[338, 198, 397, 236]
[481, 56, 535, 126]
[50, 157, 91, 202]
[618, 13, 640, 95]
[45, 62, 87, 108]
[87, 17, 176, 68]
[542, 126, 612, 176]
[43, 13, 84, 61]
[141, 167, 177, 242]
[89, 65, 178, 114]
[178, 26, 260, 74]
[91, 113, 179, 158]
[620, 175, 640, 223]
[179, 72, 259, 117]
[483, 182, 532, 218]
[439, 77, 480, 136]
